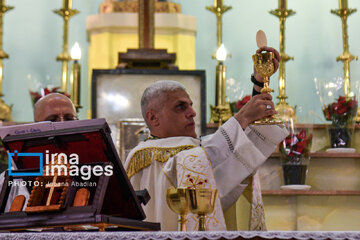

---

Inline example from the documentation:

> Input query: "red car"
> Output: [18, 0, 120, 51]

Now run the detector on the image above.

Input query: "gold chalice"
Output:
[166, 187, 190, 231]
[252, 51, 282, 125]
[187, 188, 218, 231]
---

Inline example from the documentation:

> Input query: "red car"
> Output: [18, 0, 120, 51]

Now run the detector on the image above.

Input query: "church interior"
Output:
[0, 0, 359, 238]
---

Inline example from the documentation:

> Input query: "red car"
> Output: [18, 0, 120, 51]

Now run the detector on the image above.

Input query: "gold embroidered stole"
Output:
[243, 173, 267, 231]
[126, 145, 196, 178]
[176, 147, 226, 231]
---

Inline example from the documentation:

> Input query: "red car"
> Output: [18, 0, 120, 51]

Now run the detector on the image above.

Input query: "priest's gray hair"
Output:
[141, 80, 186, 122]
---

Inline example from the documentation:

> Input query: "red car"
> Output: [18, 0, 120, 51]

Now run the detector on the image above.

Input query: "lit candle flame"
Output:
[71, 42, 81, 60]
[216, 44, 227, 62]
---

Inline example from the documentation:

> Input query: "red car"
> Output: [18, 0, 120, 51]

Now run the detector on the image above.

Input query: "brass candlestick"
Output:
[270, 0, 297, 122]
[166, 187, 190, 232]
[252, 52, 282, 125]
[330, 0, 359, 120]
[70, 42, 82, 112]
[53, 0, 79, 93]
[0, 0, 13, 121]
[209, 45, 232, 126]
[207, 1, 232, 125]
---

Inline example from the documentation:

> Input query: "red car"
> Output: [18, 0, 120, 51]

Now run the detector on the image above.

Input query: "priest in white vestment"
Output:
[125, 47, 288, 231]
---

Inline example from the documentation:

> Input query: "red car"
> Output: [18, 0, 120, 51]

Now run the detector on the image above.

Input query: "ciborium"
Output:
[252, 51, 282, 125]
[187, 188, 218, 231]
[166, 187, 190, 231]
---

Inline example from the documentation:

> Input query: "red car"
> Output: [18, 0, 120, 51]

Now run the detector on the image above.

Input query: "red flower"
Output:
[338, 96, 346, 105]
[29, 87, 70, 105]
[334, 104, 347, 115]
[279, 130, 312, 163]
[297, 130, 306, 140]
[322, 96, 358, 127]
[293, 140, 306, 154]
[349, 100, 357, 110]
[284, 136, 294, 146]
[236, 95, 251, 111]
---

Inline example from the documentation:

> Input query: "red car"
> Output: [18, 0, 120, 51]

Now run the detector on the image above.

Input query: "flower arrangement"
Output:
[279, 130, 313, 164]
[29, 87, 70, 106]
[230, 95, 251, 114]
[322, 96, 357, 128]
[280, 129, 313, 185]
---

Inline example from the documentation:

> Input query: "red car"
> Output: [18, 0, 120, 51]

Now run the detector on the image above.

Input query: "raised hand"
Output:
[234, 93, 277, 129]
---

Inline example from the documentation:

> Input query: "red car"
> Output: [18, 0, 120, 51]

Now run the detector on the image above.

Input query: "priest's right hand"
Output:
[234, 93, 277, 129]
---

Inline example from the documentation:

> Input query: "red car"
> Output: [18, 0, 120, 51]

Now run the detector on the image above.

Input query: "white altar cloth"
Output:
[0, 231, 359, 240]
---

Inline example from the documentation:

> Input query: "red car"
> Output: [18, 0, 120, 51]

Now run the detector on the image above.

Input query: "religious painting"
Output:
[91, 69, 206, 139]
[117, 119, 148, 164]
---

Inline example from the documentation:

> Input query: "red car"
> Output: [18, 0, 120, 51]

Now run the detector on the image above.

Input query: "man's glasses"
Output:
[45, 114, 78, 122]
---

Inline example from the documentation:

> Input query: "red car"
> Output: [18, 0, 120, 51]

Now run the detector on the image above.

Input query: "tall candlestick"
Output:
[270, 1, 297, 122]
[70, 60, 80, 110]
[0, 0, 13, 121]
[54, 1, 79, 93]
[70, 42, 81, 111]
[331, 1, 358, 98]
[215, 0, 223, 8]
[63, 0, 72, 10]
[279, 0, 287, 9]
[206, 1, 232, 124]
[339, 0, 348, 9]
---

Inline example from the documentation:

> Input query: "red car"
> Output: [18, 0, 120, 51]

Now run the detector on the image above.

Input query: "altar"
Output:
[1, 0, 360, 235]
[0, 231, 359, 240]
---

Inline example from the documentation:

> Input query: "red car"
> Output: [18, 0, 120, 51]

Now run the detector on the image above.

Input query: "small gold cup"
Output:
[252, 51, 282, 125]
[187, 188, 218, 231]
[166, 187, 190, 231]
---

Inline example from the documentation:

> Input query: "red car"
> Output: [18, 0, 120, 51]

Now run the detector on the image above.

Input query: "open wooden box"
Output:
[0, 119, 160, 231]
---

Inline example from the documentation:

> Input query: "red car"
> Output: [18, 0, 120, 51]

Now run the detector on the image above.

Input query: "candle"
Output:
[216, 44, 227, 62]
[71, 61, 80, 107]
[339, 0, 348, 9]
[63, 0, 72, 10]
[278, 0, 287, 9]
[70, 42, 81, 107]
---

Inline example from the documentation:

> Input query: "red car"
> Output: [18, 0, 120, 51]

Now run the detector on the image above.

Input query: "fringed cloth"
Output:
[126, 145, 196, 178]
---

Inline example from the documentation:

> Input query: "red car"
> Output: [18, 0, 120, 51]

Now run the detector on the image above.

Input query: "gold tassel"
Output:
[126, 145, 195, 178]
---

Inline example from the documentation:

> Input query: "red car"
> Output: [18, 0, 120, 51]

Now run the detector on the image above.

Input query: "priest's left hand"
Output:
[253, 47, 280, 83]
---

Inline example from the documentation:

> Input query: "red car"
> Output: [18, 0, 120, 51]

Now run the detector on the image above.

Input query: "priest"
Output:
[125, 47, 289, 231]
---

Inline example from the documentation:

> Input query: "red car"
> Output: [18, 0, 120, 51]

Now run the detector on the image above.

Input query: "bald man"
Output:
[34, 93, 77, 122]
[0, 93, 78, 212]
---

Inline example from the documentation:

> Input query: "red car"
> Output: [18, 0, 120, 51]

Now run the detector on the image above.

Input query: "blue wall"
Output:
[173, 0, 360, 123]
[2, 0, 360, 123]
[3, 0, 102, 122]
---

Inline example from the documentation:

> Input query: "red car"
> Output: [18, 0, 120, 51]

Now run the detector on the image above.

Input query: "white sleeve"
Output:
[202, 117, 288, 210]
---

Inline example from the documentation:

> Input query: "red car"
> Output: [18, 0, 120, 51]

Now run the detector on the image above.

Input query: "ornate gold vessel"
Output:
[166, 187, 190, 232]
[187, 188, 218, 231]
[252, 52, 282, 125]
